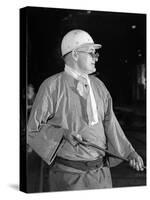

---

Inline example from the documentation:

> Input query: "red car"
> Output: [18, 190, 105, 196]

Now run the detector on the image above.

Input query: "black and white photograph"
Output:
[20, 6, 146, 194]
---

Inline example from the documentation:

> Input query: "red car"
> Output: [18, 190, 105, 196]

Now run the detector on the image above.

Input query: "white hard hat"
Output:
[61, 29, 102, 56]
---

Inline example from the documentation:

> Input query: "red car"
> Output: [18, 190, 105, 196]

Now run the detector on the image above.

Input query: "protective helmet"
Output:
[61, 29, 102, 56]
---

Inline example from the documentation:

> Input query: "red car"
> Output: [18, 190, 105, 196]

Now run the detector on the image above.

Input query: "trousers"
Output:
[43, 162, 112, 192]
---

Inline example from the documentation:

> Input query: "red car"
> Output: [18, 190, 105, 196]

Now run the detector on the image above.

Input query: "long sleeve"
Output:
[27, 81, 64, 165]
[104, 92, 135, 167]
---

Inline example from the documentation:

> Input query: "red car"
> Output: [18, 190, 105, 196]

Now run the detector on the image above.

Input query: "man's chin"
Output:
[87, 67, 96, 74]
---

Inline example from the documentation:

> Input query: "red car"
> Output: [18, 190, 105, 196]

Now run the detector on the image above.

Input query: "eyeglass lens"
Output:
[89, 52, 99, 58]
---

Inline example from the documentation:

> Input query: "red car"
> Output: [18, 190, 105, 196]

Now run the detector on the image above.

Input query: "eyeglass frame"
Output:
[62, 49, 99, 59]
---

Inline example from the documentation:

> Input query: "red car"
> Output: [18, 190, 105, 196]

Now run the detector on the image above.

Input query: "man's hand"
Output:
[128, 151, 145, 171]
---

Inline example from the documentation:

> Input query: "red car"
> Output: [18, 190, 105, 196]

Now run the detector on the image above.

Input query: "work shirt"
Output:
[27, 71, 135, 167]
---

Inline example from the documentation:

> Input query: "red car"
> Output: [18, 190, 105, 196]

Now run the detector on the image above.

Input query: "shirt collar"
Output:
[64, 65, 89, 81]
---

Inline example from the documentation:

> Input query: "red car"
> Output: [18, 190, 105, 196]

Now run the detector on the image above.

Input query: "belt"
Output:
[55, 156, 107, 171]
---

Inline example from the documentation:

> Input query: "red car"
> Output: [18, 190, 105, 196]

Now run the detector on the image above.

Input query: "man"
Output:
[27, 29, 144, 192]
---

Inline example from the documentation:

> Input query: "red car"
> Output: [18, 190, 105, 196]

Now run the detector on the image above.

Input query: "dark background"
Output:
[20, 7, 146, 192]
[26, 6, 146, 106]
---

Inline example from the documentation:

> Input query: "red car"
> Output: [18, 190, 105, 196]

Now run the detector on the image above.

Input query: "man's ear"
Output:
[72, 50, 78, 61]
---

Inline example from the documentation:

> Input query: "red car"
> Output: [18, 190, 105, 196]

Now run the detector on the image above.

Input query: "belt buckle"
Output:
[94, 158, 103, 169]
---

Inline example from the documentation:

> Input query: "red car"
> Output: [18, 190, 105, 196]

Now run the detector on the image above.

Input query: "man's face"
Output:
[76, 45, 99, 74]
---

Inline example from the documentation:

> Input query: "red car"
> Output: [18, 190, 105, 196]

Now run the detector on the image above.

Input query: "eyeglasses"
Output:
[63, 50, 99, 59]
[76, 51, 99, 59]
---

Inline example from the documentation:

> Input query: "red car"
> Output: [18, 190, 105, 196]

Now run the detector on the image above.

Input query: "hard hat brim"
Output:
[92, 44, 102, 49]
[76, 43, 102, 50]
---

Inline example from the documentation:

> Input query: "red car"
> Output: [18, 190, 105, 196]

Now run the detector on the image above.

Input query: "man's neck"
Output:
[64, 64, 89, 80]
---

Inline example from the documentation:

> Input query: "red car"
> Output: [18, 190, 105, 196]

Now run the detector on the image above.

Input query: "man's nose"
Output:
[93, 53, 99, 62]
[94, 57, 99, 62]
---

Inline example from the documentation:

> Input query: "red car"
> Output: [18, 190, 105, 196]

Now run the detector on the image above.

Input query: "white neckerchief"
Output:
[65, 65, 98, 126]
